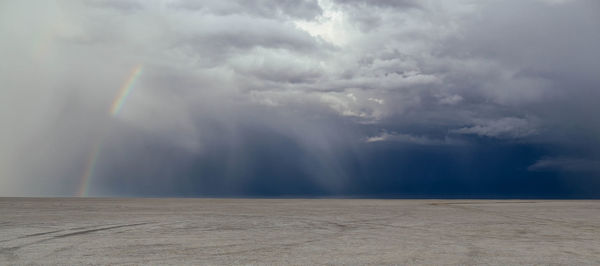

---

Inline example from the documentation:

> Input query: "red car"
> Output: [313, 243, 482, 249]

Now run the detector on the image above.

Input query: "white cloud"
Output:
[529, 157, 600, 172]
[437, 94, 463, 105]
[294, 0, 354, 46]
[452, 117, 539, 139]
[366, 132, 464, 146]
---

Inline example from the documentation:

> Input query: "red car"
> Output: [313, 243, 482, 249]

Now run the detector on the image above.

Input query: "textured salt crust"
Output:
[1, 198, 599, 265]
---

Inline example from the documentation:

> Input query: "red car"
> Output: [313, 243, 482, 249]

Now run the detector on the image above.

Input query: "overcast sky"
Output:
[1, 0, 599, 197]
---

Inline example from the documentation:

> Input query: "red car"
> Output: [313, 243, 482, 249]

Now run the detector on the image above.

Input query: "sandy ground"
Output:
[0, 198, 599, 265]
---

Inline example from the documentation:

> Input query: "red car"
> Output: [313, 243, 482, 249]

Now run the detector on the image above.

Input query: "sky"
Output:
[1, 0, 599, 197]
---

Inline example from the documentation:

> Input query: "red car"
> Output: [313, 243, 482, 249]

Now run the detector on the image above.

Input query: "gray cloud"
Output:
[86, 0, 143, 12]
[333, 0, 418, 8]
[1, 0, 599, 196]
[170, 0, 323, 20]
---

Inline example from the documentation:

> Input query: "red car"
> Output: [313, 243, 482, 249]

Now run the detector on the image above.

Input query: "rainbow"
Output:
[77, 139, 104, 197]
[110, 65, 143, 116]
[77, 64, 143, 197]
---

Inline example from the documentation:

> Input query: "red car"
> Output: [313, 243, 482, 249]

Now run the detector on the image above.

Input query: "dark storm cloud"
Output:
[1, 0, 600, 197]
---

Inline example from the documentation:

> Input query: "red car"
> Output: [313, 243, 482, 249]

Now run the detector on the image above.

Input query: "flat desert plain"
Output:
[1, 198, 599, 265]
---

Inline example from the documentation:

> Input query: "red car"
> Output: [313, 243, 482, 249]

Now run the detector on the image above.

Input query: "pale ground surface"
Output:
[1, 198, 599, 265]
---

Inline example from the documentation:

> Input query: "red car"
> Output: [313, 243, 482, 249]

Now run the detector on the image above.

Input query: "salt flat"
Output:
[1, 198, 599, 265]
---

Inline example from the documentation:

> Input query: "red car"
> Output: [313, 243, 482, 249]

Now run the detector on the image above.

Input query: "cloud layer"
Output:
[1, 0, 599, 197]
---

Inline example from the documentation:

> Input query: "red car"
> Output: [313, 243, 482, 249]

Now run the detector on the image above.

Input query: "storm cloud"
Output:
[1, 0, 599, 197]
